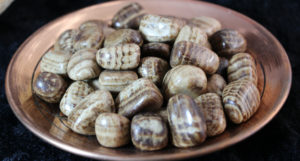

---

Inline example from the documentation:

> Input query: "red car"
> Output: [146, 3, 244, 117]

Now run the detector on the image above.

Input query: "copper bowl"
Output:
[5, 0, 292, 160]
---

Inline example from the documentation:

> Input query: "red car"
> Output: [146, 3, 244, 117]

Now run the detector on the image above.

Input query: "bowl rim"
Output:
[5, 0, 292, 160]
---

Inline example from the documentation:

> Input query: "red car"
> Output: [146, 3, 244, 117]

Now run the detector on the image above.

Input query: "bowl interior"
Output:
[5, 0, 291, 160]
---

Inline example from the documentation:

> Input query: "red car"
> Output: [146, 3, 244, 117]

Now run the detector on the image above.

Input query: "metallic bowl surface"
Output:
[5, 0, 292, 160]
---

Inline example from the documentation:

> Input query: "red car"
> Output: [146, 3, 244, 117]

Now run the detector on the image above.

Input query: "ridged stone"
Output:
[222, 80, 260, 124]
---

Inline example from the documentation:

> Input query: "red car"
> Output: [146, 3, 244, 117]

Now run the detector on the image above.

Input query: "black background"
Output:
[1, 0, 299, 160]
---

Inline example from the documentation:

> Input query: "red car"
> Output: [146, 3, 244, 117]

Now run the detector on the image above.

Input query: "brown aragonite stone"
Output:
[222, 79, 260, 124]
[67, 49, 101, 81]
[74, 21, 104, 51]
[170, 41, 219, 74]
[174, 25, 208, 46]
[167, 94, 206, 148]
[60, 81, 94, 116]
[139, 14, 182, 42]
[33, 72, 67, 103]
[194, 93, 226, 136]
[227, 52, 258, 85]
[210, 29, 247, 56]
[54, 29, 79, 54]
[98, 70, 138, 93]
[138, 57, 169, 85]
[112, 2, 145, 29]
[95, 113, 130, 148]
[40, 48, 72, 75]
[104, 29, 143, 47]
[162, 65, 207, 99]
[142, 42, 170, 59]
[68, 90, 115, 135]
[131, 113, 168, 151]
[188, 16, 222, 36]
[96, 43, 140, 70]
[116, 78, 163, 118]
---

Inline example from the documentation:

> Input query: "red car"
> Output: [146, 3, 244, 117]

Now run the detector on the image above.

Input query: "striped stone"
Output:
[95, 113, 130, 148]
[68, 90, 115, 135]
[60, 81, 94, 116]
[40, 48, 72, 75]
[116, 78, 163, 118]
[227, 52, 258, 85]
[131, 113, 168, 151]
[112, 2, 145, 29]
[188, 16, 222, 36]
[54, 29, 78, 54]
[96, 43, 140, 70]
[67, 49, 101, 81]
[222, 79, 260, 124]
[162, 65, 207, 99]
[170, 41, 219, 74]
[138, 57, 169, 85]
[98, 70, 138, 93]
[74, 21, 104, 51]
[104, 29, 143, 47]
[194, 93, 226, 136]
[174, 25, 208, 46]
[139, 14, 182, 42]
[167, 94, 207, 148]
